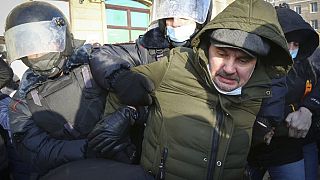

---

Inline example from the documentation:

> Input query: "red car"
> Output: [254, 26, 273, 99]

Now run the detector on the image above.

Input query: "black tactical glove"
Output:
[88, 106, 138, 159]
[110, 69, 155, 106]
[133, 106, 149, 125]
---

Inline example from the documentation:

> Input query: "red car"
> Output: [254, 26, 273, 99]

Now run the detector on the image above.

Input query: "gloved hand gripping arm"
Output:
[109, 69, 155, 106]
[88, 106, 139, 163]
[286, 106, 312, 138]
[285, 77, 320, 138]
[89, 46, 155, 106]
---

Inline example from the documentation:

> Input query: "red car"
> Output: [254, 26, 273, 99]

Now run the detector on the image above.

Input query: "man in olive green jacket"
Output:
[104, 0, 292, 179]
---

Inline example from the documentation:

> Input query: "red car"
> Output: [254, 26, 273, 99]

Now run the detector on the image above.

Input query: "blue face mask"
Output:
[166, 23, 196, 43]
[289, 48, 299, 59]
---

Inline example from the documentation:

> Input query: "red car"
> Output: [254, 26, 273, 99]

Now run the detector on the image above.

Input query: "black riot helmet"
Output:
[4, 1, 74, 77]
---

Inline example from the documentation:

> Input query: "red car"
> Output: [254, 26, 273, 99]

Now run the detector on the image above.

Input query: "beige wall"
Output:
[69, 0, 106, 44]
[67, 0, 234, 44]
[1, 0, 235, 43]
[211, 0, 236, 19]
[271, 0, 320, 32]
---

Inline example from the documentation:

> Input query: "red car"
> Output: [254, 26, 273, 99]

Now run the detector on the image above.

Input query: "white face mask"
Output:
[206, 65, 242, 95]
[289, 48, 299, 59]
[213, 82, 242, 95]
[166, 23, 196, 43]
[206, 64, 255, 96]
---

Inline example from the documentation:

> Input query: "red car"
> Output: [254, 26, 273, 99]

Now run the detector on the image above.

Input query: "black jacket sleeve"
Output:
[9, 97, 87, 175]
[301, 77, 320, 113]
[257, 76, 287, 121]
[291, 60, 320, 114]
[0, 57, 13, 89]
[89, 42, 150, 89]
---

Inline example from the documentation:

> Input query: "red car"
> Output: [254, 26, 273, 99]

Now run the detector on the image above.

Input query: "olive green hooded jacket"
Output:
[106, 0, 291, 179]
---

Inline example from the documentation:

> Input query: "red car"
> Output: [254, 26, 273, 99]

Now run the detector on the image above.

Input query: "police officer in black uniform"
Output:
[5, 2, 147, 179]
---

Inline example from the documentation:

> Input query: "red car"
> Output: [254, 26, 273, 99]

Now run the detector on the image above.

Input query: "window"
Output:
[105, 0, 150, 43]
[295, 5, 301, 14]
[310, 2, 318, 12]
[311, 20, 318, 29]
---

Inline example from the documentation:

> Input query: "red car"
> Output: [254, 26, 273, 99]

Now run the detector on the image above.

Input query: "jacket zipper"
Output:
[207, 104, 223, 180]
[156, 147, 168, 180]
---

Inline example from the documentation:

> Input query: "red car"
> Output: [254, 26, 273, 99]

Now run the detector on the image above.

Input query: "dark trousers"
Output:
[7, 143, 34, 180]
[40, 158, 154, 180]
[0, 167, 10, 180]
[0, 132, 10, 180]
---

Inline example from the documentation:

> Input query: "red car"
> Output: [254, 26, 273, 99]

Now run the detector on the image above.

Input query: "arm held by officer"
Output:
[89, 47, 155, 106]
[252, 72, 287, 146]
[87, 106, 147, 163]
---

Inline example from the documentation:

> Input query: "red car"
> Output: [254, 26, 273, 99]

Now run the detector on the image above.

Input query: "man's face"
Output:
[208, 45, 257, 92]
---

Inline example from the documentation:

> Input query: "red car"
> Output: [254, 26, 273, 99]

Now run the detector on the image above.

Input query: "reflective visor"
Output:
[5, 19, 66, 63]
[151, 0, 211, 24]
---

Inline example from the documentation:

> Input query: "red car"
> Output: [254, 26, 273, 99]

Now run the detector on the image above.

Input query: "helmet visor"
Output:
[151, 0, 211, 24]
[5, 18, 66, 63]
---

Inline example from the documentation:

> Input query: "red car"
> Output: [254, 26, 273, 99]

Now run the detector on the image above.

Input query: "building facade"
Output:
[0, 0, 236, 45]
[267, 0, 320, 32]
[72, 0, 236, 44]
[11, 0, 320, 44]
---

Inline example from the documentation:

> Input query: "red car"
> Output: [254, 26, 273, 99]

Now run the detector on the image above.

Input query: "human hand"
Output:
[111, 70, 155, 106]
[87, 106, 137, 158]
[285, 107, 312, 138]
[252, 117, 275, 146]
